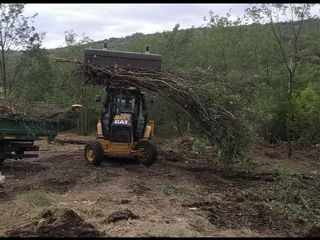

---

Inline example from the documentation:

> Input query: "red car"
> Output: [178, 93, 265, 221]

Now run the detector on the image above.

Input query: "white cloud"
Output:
[23, 4, 251, 49]
[22, 4, 320, 49]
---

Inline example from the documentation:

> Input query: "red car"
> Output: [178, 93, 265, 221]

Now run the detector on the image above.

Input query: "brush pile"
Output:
[0, 101, 75, 122]
[57, 58, 247, 162]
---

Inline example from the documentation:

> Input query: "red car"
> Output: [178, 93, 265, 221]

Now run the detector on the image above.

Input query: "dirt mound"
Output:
[164, 151, 183, 163]
[6, 208, 104, 237]
[183, 201, 293, 236]
[160, 135, 194, 154]
[42, 177, 77, 193]
[105, 209, 139, 223]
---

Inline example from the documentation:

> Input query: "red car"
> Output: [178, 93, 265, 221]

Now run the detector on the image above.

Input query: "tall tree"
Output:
[61, 29, 94, 135]
[245, 4, 314, 157]
[0, 3, 44, 98]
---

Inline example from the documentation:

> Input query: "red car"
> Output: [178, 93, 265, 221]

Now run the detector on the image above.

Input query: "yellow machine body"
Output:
[96, 116, 155, 159]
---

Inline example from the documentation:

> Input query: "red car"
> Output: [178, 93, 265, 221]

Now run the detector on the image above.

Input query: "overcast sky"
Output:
[24, 4, 252, 49]
[24, 4, 320, 49]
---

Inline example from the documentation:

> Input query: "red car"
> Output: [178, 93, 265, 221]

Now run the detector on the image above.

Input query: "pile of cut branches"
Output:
[0, 101, 77, 122]
[57, 58, 248, 162]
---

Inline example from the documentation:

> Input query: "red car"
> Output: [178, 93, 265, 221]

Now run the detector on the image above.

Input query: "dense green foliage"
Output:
[2, 4, 320, 163]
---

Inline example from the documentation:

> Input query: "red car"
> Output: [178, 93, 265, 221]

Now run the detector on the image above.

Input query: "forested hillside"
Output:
[3, 4, 320, 153]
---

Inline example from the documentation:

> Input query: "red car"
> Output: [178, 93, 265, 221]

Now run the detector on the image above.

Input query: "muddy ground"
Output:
[0, 133, 319, 237]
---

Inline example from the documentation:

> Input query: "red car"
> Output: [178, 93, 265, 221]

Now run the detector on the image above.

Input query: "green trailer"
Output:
[0, 117, 59, 163]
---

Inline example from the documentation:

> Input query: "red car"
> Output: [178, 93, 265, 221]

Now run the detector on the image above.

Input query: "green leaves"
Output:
[0, 3, 44, 98]
[294, 83, 320, 144]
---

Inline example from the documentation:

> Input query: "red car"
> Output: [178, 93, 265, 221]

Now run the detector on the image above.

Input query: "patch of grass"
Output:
[160, 184, 201, 197]
[251, 169, 320, 221]
[20, 190, 52, 207]
[265, 200, 310, 219]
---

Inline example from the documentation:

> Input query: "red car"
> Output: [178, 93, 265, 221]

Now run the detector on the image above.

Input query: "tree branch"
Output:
[269, 15, 292, 73]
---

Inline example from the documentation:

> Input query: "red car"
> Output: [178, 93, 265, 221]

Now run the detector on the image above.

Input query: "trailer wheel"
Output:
[135, 140, 157, 167]
[84, 141, 104, 166]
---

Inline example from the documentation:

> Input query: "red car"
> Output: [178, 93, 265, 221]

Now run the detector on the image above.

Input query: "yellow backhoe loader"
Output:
[84, 45, 162, 166]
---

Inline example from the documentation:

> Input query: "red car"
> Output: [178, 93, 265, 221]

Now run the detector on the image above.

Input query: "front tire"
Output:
[84, 141, 104, 166]
[135, 140, 157, 166]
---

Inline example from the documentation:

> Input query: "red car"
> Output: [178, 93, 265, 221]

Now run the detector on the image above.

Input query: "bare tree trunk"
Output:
[287, 72, 293, 157]
[80, 111, 83, 135]
[84, 87, 88, 136]
[76, 116, 80, 135]
[79, 83, 85, 136]
[1, 45, 7, 98]
[264, 63, 272, 143]
[79, 83, 89, 136]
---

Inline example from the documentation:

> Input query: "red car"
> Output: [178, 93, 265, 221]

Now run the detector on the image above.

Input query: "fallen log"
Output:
[53, 139, 87, 145]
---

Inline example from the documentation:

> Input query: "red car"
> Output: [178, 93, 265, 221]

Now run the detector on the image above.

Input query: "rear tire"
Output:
[135, 140, 157, 166]
[84, 141, 104, 166]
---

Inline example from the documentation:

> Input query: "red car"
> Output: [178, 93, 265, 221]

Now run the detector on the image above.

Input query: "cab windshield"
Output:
[116, 96, 134, 113]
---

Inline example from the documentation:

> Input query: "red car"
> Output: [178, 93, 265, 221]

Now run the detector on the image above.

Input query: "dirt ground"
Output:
[0, 133, 319, 237]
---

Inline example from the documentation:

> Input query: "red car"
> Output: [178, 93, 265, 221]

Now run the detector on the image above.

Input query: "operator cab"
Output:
[101, 87, 148, 143]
